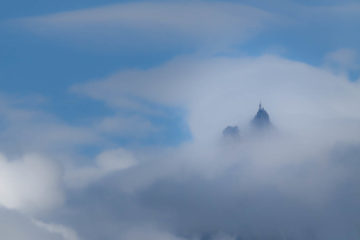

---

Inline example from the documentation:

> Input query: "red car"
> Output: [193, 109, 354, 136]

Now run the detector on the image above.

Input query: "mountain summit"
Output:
[251, 103, 271, 129]
[223, 103, 272, 140]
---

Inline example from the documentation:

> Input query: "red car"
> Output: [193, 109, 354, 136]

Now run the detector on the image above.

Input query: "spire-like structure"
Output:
[251, 103, 271, 129]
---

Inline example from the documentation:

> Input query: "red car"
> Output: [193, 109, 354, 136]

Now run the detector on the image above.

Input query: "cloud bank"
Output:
[57, 54, 360, 239]
[1, 48, 360, 240]
[74, 55, 360, 143]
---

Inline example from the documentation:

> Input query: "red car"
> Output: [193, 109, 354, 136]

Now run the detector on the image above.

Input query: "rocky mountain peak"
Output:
[251, 103, 271, 129]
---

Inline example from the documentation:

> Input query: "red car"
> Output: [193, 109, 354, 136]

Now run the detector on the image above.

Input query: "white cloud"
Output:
[14, 1, 275, 50]
[0, 97, 99, 153]
[65, 148, 137, 188]
[0, 207, 71, 240]
[0, 153, 64, 213]
[33, 220, 80, 240]
[74, 55, 360, 144]
[59, 55, 360, 239]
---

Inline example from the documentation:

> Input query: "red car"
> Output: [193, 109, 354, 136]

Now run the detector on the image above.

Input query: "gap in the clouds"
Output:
[0, 26, 194, 150]
[348, 70, 360, 82]
[233, 17, 360, 82]
[48, 93, 192, 148]
[136, 105, 192, 147]
[46, 93, 192, 148]
[0, 27, 184, 95]
[43, 94, 112, 124]
[108, 96, 193, 147]
[71, 105, 191, 161]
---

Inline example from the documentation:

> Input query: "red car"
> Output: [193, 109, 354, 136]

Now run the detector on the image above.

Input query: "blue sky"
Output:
[1, 1, 360, 239]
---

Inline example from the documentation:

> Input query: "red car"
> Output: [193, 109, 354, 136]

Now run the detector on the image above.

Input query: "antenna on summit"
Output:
[259, 101, 262, 110]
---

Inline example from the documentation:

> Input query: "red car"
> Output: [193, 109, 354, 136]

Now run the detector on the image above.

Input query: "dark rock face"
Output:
[251, 104, 271, 129]
[222, 103, 272, 140]
[223, 126, 240, 138]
